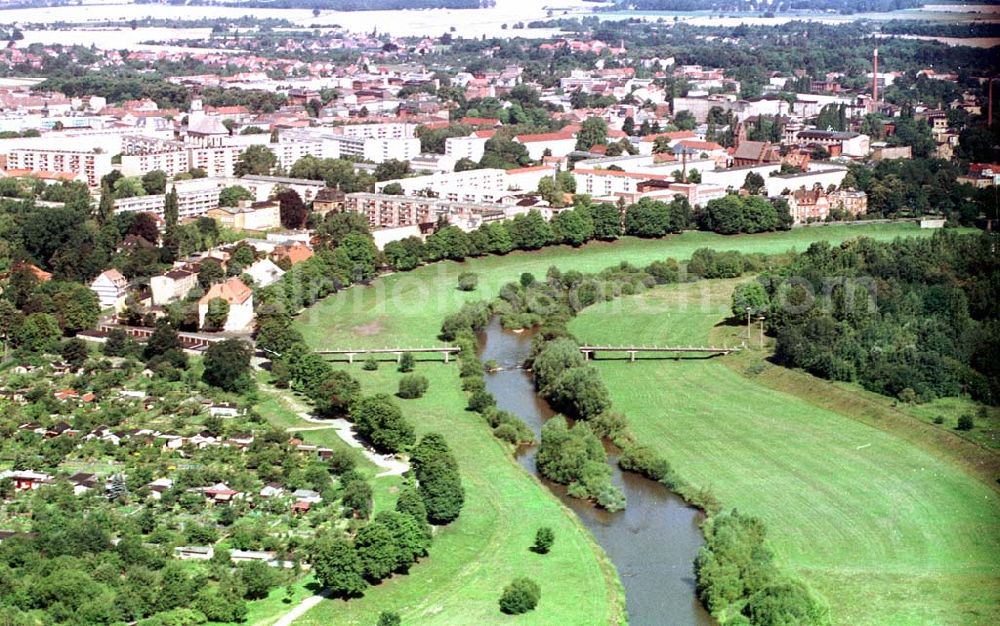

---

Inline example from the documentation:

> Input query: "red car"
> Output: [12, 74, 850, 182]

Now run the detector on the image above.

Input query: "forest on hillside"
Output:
[762, 232, 999, 405]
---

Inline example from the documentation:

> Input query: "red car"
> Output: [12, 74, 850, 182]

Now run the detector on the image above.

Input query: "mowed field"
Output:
[288, 224, 966, 625]
[297, 224, 935, 350]
[568, 280, 1000, 626]
[290, 365, 624, 626]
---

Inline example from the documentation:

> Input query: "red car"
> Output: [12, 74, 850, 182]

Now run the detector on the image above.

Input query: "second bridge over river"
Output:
[579, 345, 740, 361]
[314, 344, 740, 364]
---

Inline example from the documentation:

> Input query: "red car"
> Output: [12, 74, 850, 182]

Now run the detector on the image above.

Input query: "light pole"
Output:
[757, 315, 766, 350]
[745, 306, 752, 347]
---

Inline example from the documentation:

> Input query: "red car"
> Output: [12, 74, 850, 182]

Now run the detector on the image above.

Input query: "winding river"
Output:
[477, 318, 714, 626]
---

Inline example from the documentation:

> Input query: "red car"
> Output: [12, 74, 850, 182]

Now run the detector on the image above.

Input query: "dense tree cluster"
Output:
[759, 232, 999, 404]
[288, 155, 376, 192]
[696, 510, 830, 625]
[202, 338, 254, 393]
[846, 158, 991, 224]
[698, 195, 792, 235]
[349, 394, 416, 453]
[625, 196, 692, 237]
[0, 270, 100, 354]
[410, 433, 465, 524]
[536, 416, 625, 511]
[311, 506, 431, 597]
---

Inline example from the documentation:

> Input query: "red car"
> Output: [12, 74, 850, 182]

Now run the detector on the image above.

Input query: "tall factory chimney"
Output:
[872, 48, 879, 112]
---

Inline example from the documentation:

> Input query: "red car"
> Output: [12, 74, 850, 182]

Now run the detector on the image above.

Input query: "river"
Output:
[477, 317, 714, 626]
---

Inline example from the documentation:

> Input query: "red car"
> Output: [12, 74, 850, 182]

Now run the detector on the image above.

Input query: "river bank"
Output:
[479, 317, 714, 626]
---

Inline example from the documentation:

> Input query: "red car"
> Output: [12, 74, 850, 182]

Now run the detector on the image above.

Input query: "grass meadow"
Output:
[290, 365, 625, 626]
[297, 224, 937, 350]
[281, 223, 978, 625]
[568, 280, 1000, 626]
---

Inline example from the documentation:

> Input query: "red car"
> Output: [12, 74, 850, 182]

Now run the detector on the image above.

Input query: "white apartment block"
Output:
[344, 192, 506, 232]
[239, 175, 328, 204]
[120, 136, 191, 177]
[270, 139, 326, 170]
[282, 126, 419, 163]
[701, 164, 781, 191]
[375, 168, 509, 203]
[505, 165, 559, 193]
[445, 135, 488, 163]
[6, 148, 112, 187]
[188, 145, 245, 178]
[573, 168, 672, 197]
[122, 133, 324, 178]
[514, 132, 578, 160]
[336, 123, 415, 140]
[114, 178, 223, 220]
[331, 135, 421, 163]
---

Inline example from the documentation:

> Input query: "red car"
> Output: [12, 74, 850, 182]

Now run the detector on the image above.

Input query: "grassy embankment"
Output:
[568, 278, 1000, 626]
[278, 224, 954, 624]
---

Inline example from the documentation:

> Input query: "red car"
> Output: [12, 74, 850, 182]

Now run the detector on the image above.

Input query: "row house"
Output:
[784, 186, 867, 224]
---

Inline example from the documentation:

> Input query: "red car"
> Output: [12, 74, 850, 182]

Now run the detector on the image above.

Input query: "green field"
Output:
[290, 365, 624, 626]
[286, 224, 976, 625]
[568, 280, 1000, 626]
[297, 224, 938, 350]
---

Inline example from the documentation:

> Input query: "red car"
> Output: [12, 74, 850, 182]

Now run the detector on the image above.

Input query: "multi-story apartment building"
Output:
[6, 148, 112, 187]
[188, 144, 245, 178]
[332, 134, 421, 162]
[114, 178, 223, 220]
[445, 133, 491, 163]
[120, 136, 191, 177]
[89, 269, 129, 311]
[336, 123, 415, 140]
[785, 187, 866, 224]
[343, 193, 506, 232]
[573, 167, 672, 198]
[282, 125, 420, 163]
[151, 265, 199, 305]
[239, 175, 327, 204]
[375, 168, 509, 203]
[792, 130, 870, 158]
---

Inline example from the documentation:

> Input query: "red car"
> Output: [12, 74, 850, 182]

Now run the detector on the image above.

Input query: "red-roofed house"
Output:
[198, 277, 254, 332]
[460, 117, 502, 127]
[272, 242, 314, 266]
